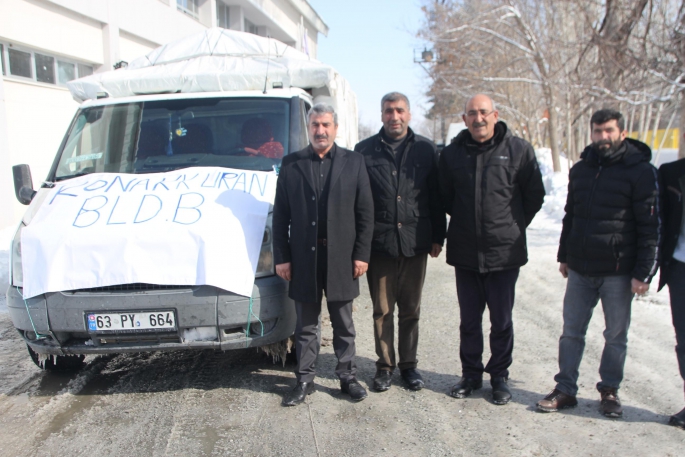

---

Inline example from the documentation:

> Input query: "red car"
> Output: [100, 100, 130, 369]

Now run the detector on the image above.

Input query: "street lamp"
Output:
[414, 47, 436, 64]
[413, 47, 444, 143]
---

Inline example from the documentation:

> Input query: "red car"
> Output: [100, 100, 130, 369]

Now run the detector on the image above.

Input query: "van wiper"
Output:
[55, 170, 92, 182]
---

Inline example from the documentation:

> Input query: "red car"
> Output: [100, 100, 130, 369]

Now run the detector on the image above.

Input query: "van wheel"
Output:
[27, 345, 85, 372]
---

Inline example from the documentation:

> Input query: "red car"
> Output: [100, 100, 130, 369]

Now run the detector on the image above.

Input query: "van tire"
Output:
[27, 345, 86, 372]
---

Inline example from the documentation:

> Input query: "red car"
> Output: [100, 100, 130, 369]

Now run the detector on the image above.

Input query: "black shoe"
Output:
[341, 379, 368, 402]
[491, 377, 512, 405]
[668, 406, 685, 429]
[401, 368, 425, 391]
[373, 370, 393, 392]
[449, 377, 482, 399]
[598, 387, 623, 418]
[282, 381, 315, 407]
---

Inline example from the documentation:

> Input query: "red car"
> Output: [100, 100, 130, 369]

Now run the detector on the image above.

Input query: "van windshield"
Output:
[54, 98, 291, 181]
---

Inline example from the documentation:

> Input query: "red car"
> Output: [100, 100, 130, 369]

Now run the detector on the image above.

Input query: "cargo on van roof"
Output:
[67, 27, 358, 149]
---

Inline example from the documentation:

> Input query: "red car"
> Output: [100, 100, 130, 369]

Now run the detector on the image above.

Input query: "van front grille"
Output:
[95, 333, 182, 345]
[69, 283, 195, 293]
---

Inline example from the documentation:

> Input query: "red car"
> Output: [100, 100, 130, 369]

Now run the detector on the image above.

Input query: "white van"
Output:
[7, 29, 358, 370]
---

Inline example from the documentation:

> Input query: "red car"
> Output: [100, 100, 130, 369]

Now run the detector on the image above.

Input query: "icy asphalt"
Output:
[0, 211, 684, 456]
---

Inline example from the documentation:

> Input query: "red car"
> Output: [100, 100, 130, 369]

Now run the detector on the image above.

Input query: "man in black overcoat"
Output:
[273, 103, 374, 406]
[658, 155, 685, 429]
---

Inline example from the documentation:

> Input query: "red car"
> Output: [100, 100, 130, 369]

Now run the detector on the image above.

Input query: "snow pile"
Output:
[527, 148, 569, 243]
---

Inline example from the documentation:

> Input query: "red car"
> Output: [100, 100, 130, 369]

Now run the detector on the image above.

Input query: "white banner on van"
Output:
[21, 167, 276, 298]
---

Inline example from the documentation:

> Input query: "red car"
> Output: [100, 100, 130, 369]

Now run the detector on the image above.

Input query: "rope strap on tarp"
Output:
[245, 294, 264, 347]
[16, 286, 49, 340]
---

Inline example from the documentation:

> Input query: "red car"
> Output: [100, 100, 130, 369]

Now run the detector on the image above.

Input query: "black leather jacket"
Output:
[355, 128, 446, 257]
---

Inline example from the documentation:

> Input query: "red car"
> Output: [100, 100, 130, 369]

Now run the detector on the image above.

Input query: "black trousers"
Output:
[667, 259, 685, 382]
[294, 250, 357, 383]
[455, 267, 520, 379]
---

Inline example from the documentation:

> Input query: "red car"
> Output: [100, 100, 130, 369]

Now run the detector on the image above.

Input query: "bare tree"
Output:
[420, 0, 685, 167]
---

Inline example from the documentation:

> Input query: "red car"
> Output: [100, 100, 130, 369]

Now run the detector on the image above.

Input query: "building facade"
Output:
[0, 0, 328, 229]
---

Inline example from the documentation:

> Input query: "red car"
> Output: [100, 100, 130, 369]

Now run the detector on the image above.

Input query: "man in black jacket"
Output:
[355, 92, 446, 392]
[658, 156, 685, 429]
[537, 109, 660, 418]
[273, 104, 374, 406]
[438, 94, 545, 405]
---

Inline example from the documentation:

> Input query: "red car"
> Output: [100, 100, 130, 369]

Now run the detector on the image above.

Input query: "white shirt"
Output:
[673, 210, 685, 263]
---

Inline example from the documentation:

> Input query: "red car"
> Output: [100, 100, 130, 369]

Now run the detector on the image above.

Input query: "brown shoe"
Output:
[536, 388, 578, 412]
[599, 387, 623, 418]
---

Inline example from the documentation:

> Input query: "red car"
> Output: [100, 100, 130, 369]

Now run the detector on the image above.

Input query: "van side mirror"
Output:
[12, 164, 37, 205]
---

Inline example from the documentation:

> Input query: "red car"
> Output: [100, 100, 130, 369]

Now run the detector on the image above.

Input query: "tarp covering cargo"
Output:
[67, 28, 358, 147]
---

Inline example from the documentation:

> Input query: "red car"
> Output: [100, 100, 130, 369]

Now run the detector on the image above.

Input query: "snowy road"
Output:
[0, 214, 684, 456]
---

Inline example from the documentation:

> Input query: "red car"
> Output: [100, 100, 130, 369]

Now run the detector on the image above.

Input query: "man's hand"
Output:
[430, 243, 442, 258]
[631, 278, 649, 295]
[276, 262, 292, 281]
[559, 262, 569, 278]
[353, 260, 368, 278]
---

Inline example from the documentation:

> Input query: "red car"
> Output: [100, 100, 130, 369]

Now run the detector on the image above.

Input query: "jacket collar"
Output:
[455, 121, 509, 152]
[376, 127, 415, 149]
[307, 143, 337, 160]
[580, 137, 652, 167]
[293, 143, 346, 193]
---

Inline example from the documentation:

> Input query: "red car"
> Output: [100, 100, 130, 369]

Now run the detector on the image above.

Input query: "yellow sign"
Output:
[628, 128, 679, 149]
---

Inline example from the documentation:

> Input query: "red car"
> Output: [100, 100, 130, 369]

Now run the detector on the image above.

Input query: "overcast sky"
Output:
[307, 0, 432, 135]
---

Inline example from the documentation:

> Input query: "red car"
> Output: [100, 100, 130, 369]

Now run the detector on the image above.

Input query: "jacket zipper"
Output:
[582, 165, 603, 271]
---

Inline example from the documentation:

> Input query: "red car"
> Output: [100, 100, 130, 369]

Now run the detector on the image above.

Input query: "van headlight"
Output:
[255, 212, 274, 278]
[11, 224, 24, 287]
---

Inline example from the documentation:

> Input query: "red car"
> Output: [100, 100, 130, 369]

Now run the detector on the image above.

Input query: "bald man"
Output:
[438, 94, 545, 405]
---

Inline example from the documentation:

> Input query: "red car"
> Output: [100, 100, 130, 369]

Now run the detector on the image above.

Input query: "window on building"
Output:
[1, 43, 95, 86]
[9, 48, 32, 78]
[217, 1, 230, 29]
[244, 18, 258, 35]
[177, 0, 199, 19]
[78, 64, 94, 78]
[36, 53, 56, 84]
[58, 61, 75, 84]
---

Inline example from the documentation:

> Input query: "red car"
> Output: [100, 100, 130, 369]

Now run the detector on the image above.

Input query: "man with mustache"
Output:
[273, 103, 374, 406]
[354, 92, 446, 392]
[438, 94, 545, 405]
[537, 109, 660, 418]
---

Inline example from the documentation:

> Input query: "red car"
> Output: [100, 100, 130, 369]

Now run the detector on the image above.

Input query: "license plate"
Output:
[86, 311, 176, 333]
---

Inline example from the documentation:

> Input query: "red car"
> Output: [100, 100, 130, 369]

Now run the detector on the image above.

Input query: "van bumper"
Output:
[6, 276, 295, 356]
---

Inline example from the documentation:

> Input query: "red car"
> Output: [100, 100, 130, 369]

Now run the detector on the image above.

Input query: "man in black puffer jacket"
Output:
[439, 94, 545, 405]
[355, 92, 446, 392]
[537, 109, 660, 419]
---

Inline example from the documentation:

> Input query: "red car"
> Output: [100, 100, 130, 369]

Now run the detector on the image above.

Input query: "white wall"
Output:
[0, 0, 104, 64]
[3, 80, 80, 224]
[0, 77, 14, 230]
[119, 32, 158, 64]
